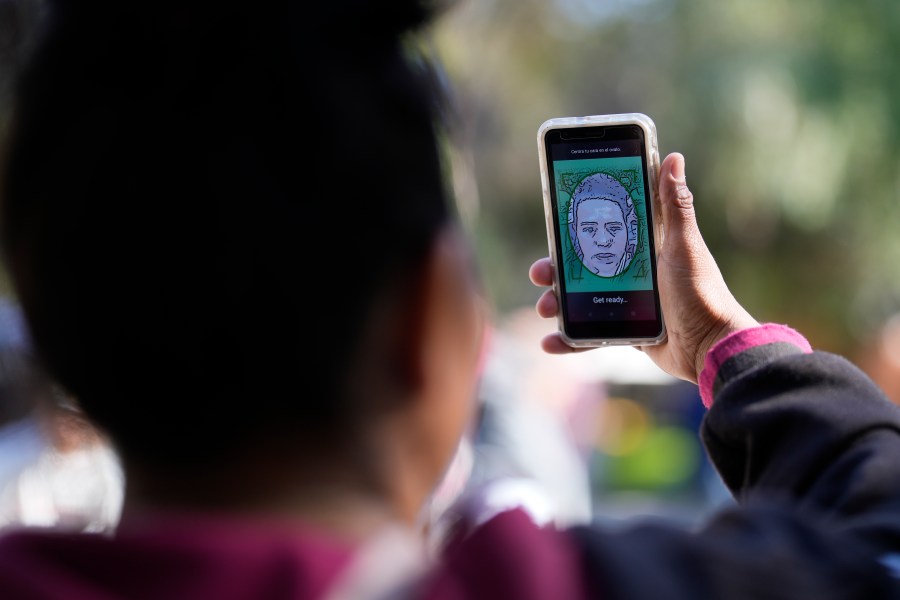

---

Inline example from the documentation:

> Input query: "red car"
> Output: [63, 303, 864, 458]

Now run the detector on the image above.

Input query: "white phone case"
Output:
[537, 113, 665, 347]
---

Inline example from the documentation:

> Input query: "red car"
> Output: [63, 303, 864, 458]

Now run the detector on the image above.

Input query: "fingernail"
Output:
[671, 154, 686, 183]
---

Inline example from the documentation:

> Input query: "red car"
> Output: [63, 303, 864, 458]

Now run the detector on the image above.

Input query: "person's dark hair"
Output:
[0, 2, 451, 467]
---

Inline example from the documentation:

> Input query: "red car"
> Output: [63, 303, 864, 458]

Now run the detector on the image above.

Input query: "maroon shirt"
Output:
[0, 509, 585, 599]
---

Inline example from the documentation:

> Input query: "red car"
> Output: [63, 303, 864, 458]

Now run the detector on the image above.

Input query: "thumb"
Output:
[658, 153, 701, 245]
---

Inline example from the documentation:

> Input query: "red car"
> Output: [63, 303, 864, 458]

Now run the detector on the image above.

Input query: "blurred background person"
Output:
[0, 299, 122, 532]
[860, 314, 900, 406]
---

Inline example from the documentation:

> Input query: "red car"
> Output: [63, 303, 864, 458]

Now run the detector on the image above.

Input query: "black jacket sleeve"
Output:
[570, 350, 900, 599]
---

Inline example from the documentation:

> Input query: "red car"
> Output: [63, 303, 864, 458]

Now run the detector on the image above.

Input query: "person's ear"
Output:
[363, 227, 482, 406]
[389, 258, 431, 395]
[397, 228, 482, 397]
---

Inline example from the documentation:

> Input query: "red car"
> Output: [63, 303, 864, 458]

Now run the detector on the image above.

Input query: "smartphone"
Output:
[537, 113, 665, 347]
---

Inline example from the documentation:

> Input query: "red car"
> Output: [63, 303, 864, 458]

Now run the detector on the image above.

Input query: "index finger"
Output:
[529, 257, 554, 287]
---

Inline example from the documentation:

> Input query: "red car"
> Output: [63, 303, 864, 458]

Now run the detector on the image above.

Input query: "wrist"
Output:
[693, 309, 759, 381]
[696, 322, 813, 408]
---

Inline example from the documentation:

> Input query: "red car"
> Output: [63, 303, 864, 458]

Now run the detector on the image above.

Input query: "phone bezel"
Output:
[537, 113, 666, 347]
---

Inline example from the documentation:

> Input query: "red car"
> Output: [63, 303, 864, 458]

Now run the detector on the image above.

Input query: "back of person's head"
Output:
[1, 1, 459, 472]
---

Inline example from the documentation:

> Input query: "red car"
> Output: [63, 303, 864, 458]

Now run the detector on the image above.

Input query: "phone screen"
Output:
[543, 124, 663, 341]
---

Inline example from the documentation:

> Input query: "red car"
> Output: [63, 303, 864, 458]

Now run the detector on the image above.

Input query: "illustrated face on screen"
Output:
[569, 173, 638, 277]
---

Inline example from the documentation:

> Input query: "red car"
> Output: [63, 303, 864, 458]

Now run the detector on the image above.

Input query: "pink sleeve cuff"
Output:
[698, 323, 812, 409]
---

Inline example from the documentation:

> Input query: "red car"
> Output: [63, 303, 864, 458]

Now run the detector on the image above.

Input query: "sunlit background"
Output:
[1, 0, 899, 531]
[432, 0, 900, 524]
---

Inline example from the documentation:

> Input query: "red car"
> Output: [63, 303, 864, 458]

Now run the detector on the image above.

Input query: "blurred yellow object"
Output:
[594, 397, 649, 457]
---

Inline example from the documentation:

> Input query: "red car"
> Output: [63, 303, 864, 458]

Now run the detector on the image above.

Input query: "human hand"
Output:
[529, 153, 758, 383]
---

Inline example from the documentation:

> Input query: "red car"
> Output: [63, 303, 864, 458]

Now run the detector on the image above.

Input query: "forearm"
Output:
[571, 329, 900, 598]
[571, 502, 900, 600]
[699, 325, 900, 518]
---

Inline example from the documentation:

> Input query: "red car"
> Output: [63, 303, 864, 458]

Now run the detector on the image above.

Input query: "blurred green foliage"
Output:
[434, 0, 900, 355]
